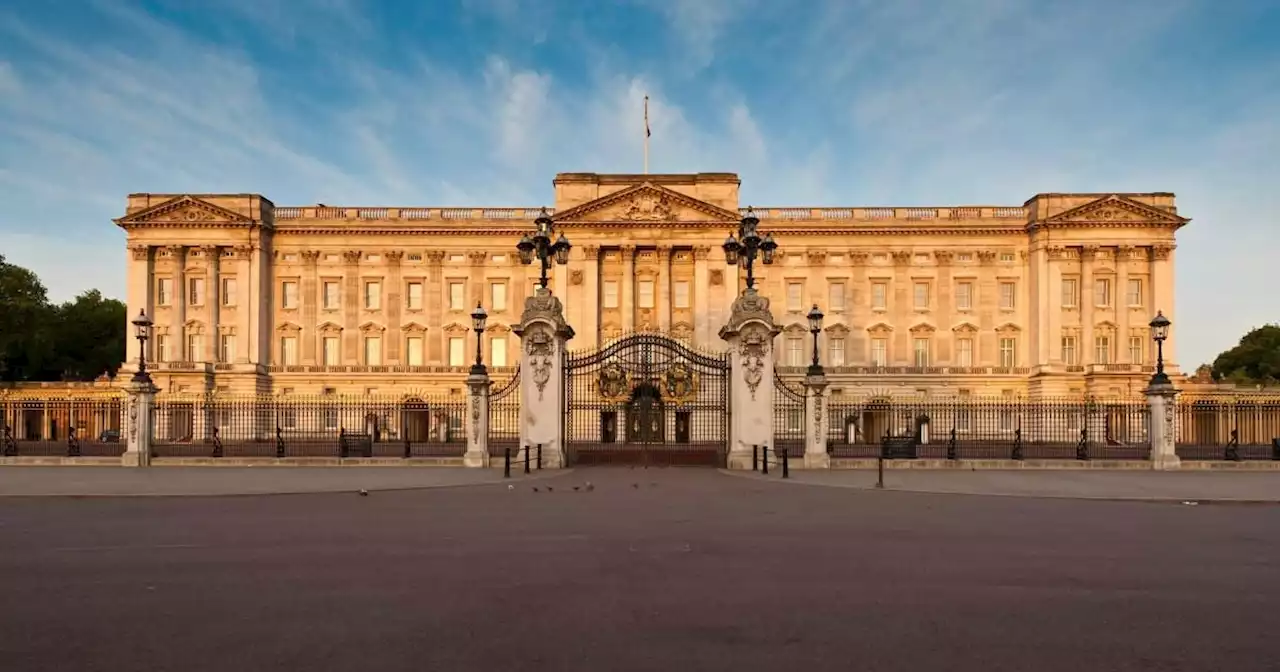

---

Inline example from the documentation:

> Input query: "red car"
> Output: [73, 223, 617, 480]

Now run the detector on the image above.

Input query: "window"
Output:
[1094, 278, 1111, 307]
[221, 278, 236, 306]
[871, 338, 888, 367]
[281, 281, 298, 309]
[673, 281, 690, 309]
[219, 334, 235, 362]
[322, 281, 340, 309]
[1129, 336, 1144, 364]
[405, 336, 424, 366]
[871, 282, 887, 310]
[449, 281, 465, 310]
[955, 282, 973, 310]
[638, 280, 655, 308]
[828, 283, 845, 312]
[913, 282, 930, 309]
[491, 282, 507, 311]
[157, 278, 172, 306]
[156, 335, 170, 363]
[828, 337, 846, 366]
[406, 282, 423, 310]
[913, 338, 930, 367]
[787, 282, 803, 311]
[998, 338, 1016, 367]
[281, 336, 298, 365]
[490, 337, 507, 367]
[188, 278, 205, 306]
[186, 334, 203, 362]
[603, 281, 619, 308]
[999, 282, 1016, 309]
[364, 281, 381, 310]
[322, 336, 340, 366]
[956, 337, 973, 367]
[1126, 278, 1143, 306]
[448, 337, 465, 366]
[1061, 278, 1078, 307]
[786, 337, 804, 366]
[364, 336, 381, 365]
[1061, 336, 1077, 365]
[1094, 336, 1111, 364]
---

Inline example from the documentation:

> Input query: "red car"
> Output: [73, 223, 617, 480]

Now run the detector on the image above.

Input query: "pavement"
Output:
[0, 466, 556, 496]
[759, 469, 1280, 502]
[1, 467, 1278, 672]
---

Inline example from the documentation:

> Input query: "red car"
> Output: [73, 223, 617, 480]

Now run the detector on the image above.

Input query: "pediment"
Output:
[866, 322, 894, 333]
[401, 321, 428, 332]
[1095, 320, 1117, 330]
[824, 323, 851, 335]
[359, 321, 385, 333]
[1043, 195, 1188, 227]
[783, 323, 808, 335]
[316, 321, 343, 332]
[995, 322, 1022, 333]
[115, 196, 254, 228]
[909, 322, 936, 334]
[486, 323, 512, 334]
[552, 183, 740, 224]
[276, 321, 302, 332]
[442, 322, 469, 335]
[951, 321, 979, 333]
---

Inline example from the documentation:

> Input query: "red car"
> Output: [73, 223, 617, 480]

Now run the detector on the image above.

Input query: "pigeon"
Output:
[533, 487, 539, 492]
[359, 489, 369, 497]
[507, 484, 514, 491]
[573, 486, 580, 492]
[632, 483, 639, 489]
[585, 482, 594, 492]
[547, 486, 553, 492]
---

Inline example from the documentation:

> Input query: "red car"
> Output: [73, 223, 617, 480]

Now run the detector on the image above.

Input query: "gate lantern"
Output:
[517, 208, 572, 290]
[721, 206, 777, 291]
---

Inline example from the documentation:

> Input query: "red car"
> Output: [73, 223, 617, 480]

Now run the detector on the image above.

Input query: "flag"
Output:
[644, 95, 650, 138]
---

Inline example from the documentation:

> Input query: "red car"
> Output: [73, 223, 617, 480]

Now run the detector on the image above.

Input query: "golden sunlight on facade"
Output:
[113, 172, 1185, 400]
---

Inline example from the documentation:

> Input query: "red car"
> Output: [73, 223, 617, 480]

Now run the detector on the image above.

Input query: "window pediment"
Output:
[276, 321, 302, 333]
[951, 321, 979, 334]
[995, 322, 1022, 334]
[909, 322, 936, 334]
[183, 319, 206, 334]
[401, 321, 428, 333]
[866, 322, 894, 334]
[359, 321, 385, 333]
[783, 323, 808, 335]
[317, 321, 343, 333]
[443, 322, 469, 336]
[486, 323, 512, 335]
[824, 323, 851, 336]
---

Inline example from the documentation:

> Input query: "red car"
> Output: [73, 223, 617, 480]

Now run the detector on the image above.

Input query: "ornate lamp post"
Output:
[721, 206, 778, 291]
[1149, 311, 1171, 386]
[131, 309, 154, 384]
[517, 208, 571, 290]
[470, 303, 488, 376]
[807, 304, 824, 377]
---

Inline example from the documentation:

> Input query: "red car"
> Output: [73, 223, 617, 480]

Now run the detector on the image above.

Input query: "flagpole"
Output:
[643, 95, 650, 174]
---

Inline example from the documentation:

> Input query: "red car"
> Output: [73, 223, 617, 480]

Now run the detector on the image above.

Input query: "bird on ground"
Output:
[507, 484, 514, 490]
[585, 482, 594, 492]
[359, 489, 368, 497]
[533, 487, 539, 492]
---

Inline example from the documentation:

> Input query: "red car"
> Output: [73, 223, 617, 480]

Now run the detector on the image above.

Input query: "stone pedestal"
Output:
[718, 289, 781, 470]
[121, 378, 158, 467]
[464, 370, 490, 468]
[803, 371, 831, 469]
[1146, 382, 1180, 470]
[513, 288, 574, 468]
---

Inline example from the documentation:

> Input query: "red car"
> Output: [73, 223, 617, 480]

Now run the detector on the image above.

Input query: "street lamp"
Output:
[807, 304, 824, 376]
[470, 303, 488, 376]
[1149, 311, 1171, 386]
[517, 208, 571, 290]
[131, 309, 153, 384]
[721, 206, 778, 291]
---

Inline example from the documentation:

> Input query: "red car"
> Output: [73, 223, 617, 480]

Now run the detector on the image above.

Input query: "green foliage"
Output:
[1210, 324, 1280, 384]
[0, 255, 127, 382]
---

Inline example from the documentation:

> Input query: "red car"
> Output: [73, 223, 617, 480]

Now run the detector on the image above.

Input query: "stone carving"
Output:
[849, 251, 869, 265]
[620, 245, 636, 260]
[467, 251, 488, 265]
[519, 289, 571, 335]
[657, 246, 672, 261]
[525, 327, 555, 400]
[598, 363, 631, 402]
[570, 270, 584, 285]
[814, 392, 824, 438]
[693, 246, 711, 261]
[342, 250, 363, 264]
[230, 244, 254, 260]
[890, 251, 912, 266]
[129, 245, 150, 261]
[977, 250, 997, 264]
[663, 363, 698, 404]
[425, 250, 447, 264]
[1090, 206, 1143, 222]
[385, 250, 405, 263]
[583, 245, 600, 261]
[127, 396, 139, 442]
[806, 249, 828, 266]
[174, 207, 216, 222]
[1079, 245, 1099, 259]
[1045, 246, 1068, 260]
[621, 191, 676, 221]
[301, 250, 322, 263]
[710, 270, 724, 286]
[740, 327, 768, 400]
[164, 245, 187, 258]
[470, 394, 481, 445]
[932, 250, 953, 266]
[1151, 244, 1174, 261]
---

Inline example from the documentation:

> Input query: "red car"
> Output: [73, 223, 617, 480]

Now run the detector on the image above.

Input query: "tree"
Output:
[0, 254, 56, 381]
[51, 290, 128, 380]
[1210, 325, 1280, 384]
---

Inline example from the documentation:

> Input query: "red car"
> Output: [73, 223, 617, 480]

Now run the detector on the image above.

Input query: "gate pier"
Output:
[719, 289, 781, 469]
[514, 289, 574, 468]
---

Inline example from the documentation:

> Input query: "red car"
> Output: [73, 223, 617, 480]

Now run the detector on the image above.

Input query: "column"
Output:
[1045, 247, 1064, 366]
[341, 251, 361, 362]
[426, 251, 445, 363]
[552, 253, 569, 305]
[386, 250, 404, 362]
[120, 379, 158, 467]
[583, 245, 601, 349]
[1116, 246, 1131, 363]
[621, 245, 635, 332]
[235, 245, 254, 364]
[977, 250, 997, 364]
[202, 246, 220, 361]
[1150, 244, 1176, 368]
[849, 251, 868, 360]
[803, 371, 830, 469]
[464, 369, 490, 468]
[249, 243, 268, 367]
[806, 250, 825, 356]
[1146, 384, 1179, 470]
[168, 246, 187, 359]
[468, 250, 487, 309]
[693, 246, 710, 346]
[301, 251, 320, 364]
[891, 251, 911, 364]
[658, 246, 672, 332]
[1080, 246, 1096, 365]
[125, 244, 153, 364]
[934, 251, 953, 363]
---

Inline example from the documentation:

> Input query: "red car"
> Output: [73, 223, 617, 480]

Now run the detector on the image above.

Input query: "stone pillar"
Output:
[658, 246, 672, 332]
[125, 245, 153, 364]
[464, 370, 490, 468]
[1150, 244, 1176, 369]
[235, 245, 254, 364]
[301, 250, 320, 364]
[934, 251, 953, 362]
[621, 245, 636, 332]
[890, 251, 911, 363]
[1116, 246, 1131, 363]
[583, 246, 600, 349]
[386, 250, 404, 362]
[169, 246, 187, 358]
[718, 289, 781, 469]
[513, 289, 575, 468]
[803, 370, 830, 469]
[121, 379, 159, 467]
[1146, 381, 1179, 470]
[849, 251, 868, 359]
[693, 246, 711, 346]
[426, 251, 445, 363]
[1080, 245, 1096, 365]
[342, 250, 361, 362]
[203, 245, 220, 360]
[1045, 247, 1065, 365]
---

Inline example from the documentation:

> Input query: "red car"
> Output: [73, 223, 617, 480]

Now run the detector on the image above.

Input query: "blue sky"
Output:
[0, 0, 1277, 368]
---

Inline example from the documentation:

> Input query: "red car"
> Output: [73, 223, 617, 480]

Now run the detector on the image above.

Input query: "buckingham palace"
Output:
[113, 171, 1185, 400]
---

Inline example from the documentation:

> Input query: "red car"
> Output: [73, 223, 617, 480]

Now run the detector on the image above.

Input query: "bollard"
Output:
[504, 447, 511, 478]
[876, 455, 884, 489]
[524, 444, 531, 474]
[781, 447, 789, 479]
[762, 446, 769, 475]
[752, 444, 758, 471]
[537, 443, 543, 470]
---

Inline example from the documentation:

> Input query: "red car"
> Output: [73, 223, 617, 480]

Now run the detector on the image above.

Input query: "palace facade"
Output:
[113, 172, 1186, 399]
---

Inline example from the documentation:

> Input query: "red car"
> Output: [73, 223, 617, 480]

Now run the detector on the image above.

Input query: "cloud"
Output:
[0, 0, 1276, 367]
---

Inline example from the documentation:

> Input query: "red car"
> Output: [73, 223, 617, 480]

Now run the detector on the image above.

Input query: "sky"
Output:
[0, 0, 1277, 368]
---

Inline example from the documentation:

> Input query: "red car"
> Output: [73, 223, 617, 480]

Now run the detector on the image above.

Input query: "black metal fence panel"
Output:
[0, 397, 126, 457]
[825, 397, 1152, 460]
[487, 371, 521, 457]
[1174, 397, 1280, 460]
[773, 372, 806, 456]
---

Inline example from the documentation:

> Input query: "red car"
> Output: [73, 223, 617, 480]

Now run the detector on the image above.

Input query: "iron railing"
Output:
[0, 397, 126, 457]
[1174, 397, 1280, 461]
[773, 372, 806, 456]
[487, 371, 521, 456]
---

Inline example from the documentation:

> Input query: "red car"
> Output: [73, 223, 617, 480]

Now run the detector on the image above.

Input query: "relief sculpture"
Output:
[525, 328, 555, 401]
[740, 327, 769, 400]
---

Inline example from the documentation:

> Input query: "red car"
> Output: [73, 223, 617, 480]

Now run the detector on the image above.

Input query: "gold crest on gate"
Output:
[662, 363, 699, 404]
[598, 363, 632, 403]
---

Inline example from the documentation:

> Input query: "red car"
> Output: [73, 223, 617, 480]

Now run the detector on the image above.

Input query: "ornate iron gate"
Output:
[564, 333, 730, 467]
[773, 371, 806, 457]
